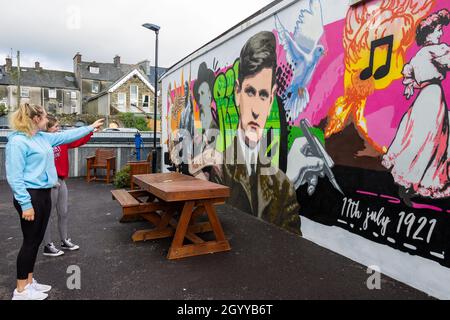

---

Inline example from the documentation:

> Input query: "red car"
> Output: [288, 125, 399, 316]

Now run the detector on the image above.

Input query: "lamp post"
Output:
[142, 23, 160, 173]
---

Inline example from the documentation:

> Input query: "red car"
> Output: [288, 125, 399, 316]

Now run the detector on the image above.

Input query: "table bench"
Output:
[111, 172, 231, 259]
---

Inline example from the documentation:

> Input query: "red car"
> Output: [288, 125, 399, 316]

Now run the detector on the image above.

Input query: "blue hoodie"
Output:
[6, 126, 94, 211]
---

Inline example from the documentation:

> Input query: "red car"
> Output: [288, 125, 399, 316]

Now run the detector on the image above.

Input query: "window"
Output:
[70, 91, 77, 100]
[49, 89, 57, 99]
[117, 93, 126, 112]
[130, 85, 138, 111]
[20, 87, 30, 98]
[89, 66, 99, 74]
[71, 101, 77, 114]
[48, 103, 56, 113]
[142, 95, 149, 111]
[92, 82, 99, 94]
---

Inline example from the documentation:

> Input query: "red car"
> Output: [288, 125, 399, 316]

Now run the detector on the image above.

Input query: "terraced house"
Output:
[0, 54, 166, 117]
[0, 58, 80, 114]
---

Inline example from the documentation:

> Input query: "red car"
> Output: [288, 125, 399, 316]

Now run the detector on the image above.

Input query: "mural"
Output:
[162, 0, 450, 271]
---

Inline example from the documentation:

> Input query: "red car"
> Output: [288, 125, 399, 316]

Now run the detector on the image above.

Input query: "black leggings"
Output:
[13, 189, 52, 280]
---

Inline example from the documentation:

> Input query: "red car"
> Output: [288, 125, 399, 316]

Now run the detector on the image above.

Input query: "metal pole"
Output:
[17, 51, 21, 109]
[152, 30, 159, 173]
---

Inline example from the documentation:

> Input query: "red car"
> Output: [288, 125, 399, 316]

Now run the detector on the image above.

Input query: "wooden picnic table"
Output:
[117, 172, 231, 259]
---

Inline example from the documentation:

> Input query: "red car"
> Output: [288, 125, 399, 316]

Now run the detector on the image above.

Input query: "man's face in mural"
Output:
[198, 81, 213, 129]
[427, 24, 443, 44]
[235, 67, 276, 148]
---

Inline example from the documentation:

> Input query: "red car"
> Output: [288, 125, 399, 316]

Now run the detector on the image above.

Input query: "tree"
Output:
[0, 103, 8, 116]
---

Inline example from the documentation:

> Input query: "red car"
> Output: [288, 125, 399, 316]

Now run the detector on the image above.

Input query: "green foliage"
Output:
[118, 112, 135, 128]
[288, 126, 325, 151]
[113, 165, 131, 189]
[0, 103, 7, 116]
[55, 113, 100, 127]
[118, 112, 148, 131]
[134, 117, 148, 131]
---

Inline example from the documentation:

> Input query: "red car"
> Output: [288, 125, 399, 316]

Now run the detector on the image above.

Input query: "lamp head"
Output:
[142, 23, 160, 32]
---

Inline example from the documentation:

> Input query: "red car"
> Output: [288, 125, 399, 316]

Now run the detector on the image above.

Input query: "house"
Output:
[85, 68, 155, 116]
[0, 58, 81, 114]
[0, 53, 166, 119]
[73, 53, 166, 116]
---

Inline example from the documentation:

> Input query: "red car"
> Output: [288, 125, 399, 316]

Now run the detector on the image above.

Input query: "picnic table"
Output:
[112, 172, 231, 259]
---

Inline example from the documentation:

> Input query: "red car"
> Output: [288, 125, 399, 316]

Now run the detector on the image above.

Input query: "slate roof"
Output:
[78, 61, 136, 82]
[147, 66, 167, 89]
[0, 60, 167, 92]
[0, 67, 78, 90]
[78, 61, 166, 88]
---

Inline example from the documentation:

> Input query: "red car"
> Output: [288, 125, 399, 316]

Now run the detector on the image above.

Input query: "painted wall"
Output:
[161, 0, 450, 298]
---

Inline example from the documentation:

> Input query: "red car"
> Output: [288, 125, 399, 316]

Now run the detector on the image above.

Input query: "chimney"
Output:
[35, 61, 41, 70]
[114, 55, 120, 67]
[5, 57, 12, 72]
[144, 60, 151, 75]
[73, 52, 82, 64]
[73, 52, 81, 77]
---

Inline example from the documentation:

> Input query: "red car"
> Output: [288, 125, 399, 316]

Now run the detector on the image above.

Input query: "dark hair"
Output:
[46, 114, 59, 130]
[193, 62, 215, 106]
[238, 31, 277, 88]
[416, 9, 450, 46]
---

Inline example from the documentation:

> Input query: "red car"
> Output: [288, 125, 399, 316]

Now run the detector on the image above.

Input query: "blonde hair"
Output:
[9, 103, 45, 136]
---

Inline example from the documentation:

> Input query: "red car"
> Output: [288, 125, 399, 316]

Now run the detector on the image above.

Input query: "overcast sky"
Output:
[0, 0, 274, 72]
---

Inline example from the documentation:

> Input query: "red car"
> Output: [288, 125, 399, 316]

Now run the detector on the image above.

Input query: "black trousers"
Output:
[13, 189, 52, 280]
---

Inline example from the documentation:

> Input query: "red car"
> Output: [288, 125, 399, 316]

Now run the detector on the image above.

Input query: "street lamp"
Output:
[142, 23, 160, 173]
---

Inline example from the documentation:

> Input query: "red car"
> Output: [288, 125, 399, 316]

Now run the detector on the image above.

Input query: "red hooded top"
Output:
[53, 132, 93, 179]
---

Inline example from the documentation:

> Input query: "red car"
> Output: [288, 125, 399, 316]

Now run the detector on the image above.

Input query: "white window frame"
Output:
[89, 66, 99, 74]
[92, 81, 99, 94]
[71, 102, 77, 114]
[20, 87, 30, 98]
[49, 88, 57, 99]
[117, 92, 126, 112]
[130, 85, 138, 111]
[70, 91, 77, 100]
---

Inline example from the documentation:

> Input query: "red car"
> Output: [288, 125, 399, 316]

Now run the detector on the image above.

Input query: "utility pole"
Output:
[17, 51, 21, 109]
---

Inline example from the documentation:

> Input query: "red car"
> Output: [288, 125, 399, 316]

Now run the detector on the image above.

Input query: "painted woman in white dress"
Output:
[382, 9, 450, 204]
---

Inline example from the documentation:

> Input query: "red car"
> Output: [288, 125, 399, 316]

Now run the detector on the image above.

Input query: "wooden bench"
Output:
[111, 189, 170, 223]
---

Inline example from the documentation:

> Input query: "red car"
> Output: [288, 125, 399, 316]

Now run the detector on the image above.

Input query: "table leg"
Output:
[131, 203, 178, 242]
[167, 200, 231, 260]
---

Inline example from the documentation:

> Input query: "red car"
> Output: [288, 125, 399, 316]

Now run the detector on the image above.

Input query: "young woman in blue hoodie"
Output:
[6, 103, 104, 300]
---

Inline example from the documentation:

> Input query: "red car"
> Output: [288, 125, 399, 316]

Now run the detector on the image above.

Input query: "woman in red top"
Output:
[42, 115, 94, 257]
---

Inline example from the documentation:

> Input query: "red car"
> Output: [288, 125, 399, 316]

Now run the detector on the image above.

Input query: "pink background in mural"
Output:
[297, 3, 450, 149]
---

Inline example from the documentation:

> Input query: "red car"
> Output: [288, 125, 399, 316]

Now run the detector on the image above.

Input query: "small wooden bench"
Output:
[111, 189, 170, 223]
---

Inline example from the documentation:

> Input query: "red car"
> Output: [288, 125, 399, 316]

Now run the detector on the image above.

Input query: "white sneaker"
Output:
[12, 284, 48, 300]
[31, 278, 52, 293]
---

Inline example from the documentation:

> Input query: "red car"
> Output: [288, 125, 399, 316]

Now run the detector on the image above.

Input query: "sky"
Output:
[0, 0, 274, 72]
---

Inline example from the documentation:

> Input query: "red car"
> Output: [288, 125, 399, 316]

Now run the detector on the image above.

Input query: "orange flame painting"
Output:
[325, 0, 435, 154]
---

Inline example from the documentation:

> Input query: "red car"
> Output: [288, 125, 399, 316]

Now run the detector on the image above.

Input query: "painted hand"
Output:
[286, 136, 325, 195]
[188, 148, 223, 179]
[404, 83, 414, 100]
